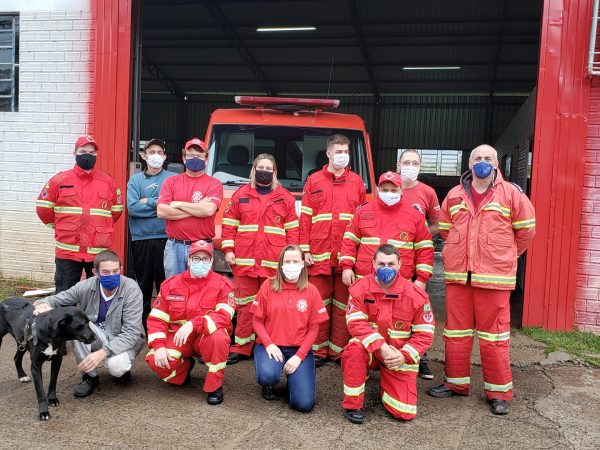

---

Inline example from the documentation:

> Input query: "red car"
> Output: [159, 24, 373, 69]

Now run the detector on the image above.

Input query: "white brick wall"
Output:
[0, 2, 92, 281]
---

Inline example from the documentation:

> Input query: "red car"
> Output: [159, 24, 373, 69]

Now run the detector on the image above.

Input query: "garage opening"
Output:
[134, 0, 543, 326]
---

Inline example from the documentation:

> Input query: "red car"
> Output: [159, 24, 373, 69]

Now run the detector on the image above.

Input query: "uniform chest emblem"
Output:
[167, 294, 184, 302]
[227, 292, 236, 307]
[395, 320, 407, 330]
[412, 203, 425, 215]
[275, 215, 282, 223]
[192, 191, 203, 203]
[102, 201, 108, 209]
[399, 231, 409, 240]
[296, 299, 308, 312]
[423, 312, 434, 323]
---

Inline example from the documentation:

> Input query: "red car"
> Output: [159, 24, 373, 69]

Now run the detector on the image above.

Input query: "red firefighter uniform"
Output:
[36, 165, 124, 262]
[439, 169, 535, 400]
[221, 184, 299, 356]
[342, 274, 435, 420]
[299, 165, 366, 359]
[339, 196, 434, 281]
[146, 270, 235, 393]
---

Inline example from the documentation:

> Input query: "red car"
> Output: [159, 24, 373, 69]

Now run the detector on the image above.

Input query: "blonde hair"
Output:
[270, 245, 308, 292]
[250, 153, 280, 189]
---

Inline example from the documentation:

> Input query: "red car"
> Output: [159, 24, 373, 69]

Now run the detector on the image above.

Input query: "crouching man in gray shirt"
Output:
[34, 250, 146, 398]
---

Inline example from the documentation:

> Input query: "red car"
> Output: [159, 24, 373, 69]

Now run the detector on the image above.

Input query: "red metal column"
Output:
[89, 0, 134, 263]
[523, 0, 593, 330]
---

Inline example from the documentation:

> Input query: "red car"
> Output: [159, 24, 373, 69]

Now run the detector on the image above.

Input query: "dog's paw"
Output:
[18, 376, 31, 383]
[47, 398, 59, 407]
[38, 411, 50, 421]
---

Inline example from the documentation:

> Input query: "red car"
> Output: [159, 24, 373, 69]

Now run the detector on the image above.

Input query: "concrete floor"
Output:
[0, 256, 599, 449]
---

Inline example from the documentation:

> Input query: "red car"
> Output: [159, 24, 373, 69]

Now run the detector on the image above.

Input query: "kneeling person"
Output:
[146, 240, 234, 405]
[34, 250, 146, 398]
[342, 244, 434, 423]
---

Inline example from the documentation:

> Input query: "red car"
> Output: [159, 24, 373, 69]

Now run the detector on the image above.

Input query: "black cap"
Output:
[143, 138, 166, 152]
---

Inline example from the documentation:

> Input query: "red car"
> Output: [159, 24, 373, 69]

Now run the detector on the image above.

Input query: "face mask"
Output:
[146, 154, 165, 169]
[400, 166, 419, 182]
[378, 191, 401, 206]
[76, 154, 96, 170]
[185, 157, 206, 172]
[376, 267, 397, 284]
[190, 261, 211, 278]
[472, 160, 493, 179]
[255, 170, 273, 185]
[332, 153, 349, 168]
[281, 263, 304, 281]
[99, 274, 120, 291]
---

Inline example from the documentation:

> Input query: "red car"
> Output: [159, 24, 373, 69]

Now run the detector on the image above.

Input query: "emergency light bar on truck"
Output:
[234, 96, 340, 111]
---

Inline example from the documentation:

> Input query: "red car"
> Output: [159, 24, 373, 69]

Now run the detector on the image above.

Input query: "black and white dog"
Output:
[0, 296, 96, 420]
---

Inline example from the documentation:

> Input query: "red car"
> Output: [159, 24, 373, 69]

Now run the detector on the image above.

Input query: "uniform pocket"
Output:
[55, 222, 79, 243]
[94, 226, 114, 248]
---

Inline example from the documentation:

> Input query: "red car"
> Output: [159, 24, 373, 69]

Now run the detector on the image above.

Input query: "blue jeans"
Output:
[253, 344, 316, 412]
[163, 239, 190, 279]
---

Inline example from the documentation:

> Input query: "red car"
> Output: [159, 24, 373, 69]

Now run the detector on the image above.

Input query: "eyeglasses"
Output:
[190, 256, 212, 264]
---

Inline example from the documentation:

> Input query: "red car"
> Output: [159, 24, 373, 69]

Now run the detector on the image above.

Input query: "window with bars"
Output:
[397, 148, 463, 176]
[0, 14, 19, 112]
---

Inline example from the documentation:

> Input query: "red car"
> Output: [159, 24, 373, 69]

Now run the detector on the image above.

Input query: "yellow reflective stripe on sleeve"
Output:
[56, 241, 80, 252]
[312, 213, 333, 223]
[322, 297, 332, 306]
[445, 374, 471, 385]
[338, 255, 356, 263]
[234, 334, 256, 346]
[512, 218, 536, 229]
[221, 239, 235, 248]
[439, 222, 452, 230]
[89, 208, 112, 217]
[362, 332, 384, 348]
[393, 363, 419, 372]
[478, 330, 511, 342]
[346, 312, 368, 324]
[484, 381, 513, 392]
[344, 383, 365, 396]
[312, 252, 331, 262]
[482, 202, 511, 218]
[388, 329, 412, 339]
[87, 247, 108, 255]
[412, 324, 435, 334]
[360, 237, 381, 245]
[162, 370, 178, 382]
[216, 303, 235, 319]
[283, 220, 299, 229]
[387, 239, 414, 250]
[443, 328, 476, 338]
[402, 344, 420, 362]
[169, 319, 187, 325]
[167, 349, 182, 359]
[261, 260, 279, 269]
[332, 299, 346, 311]
[263, 226, 285, 235]
[54, 206, 83, 214]
[382, 392, 417, 415]
[148, 332, 167, 343]
[222, 217, 240, 227]
[339, 212, 354, 221]
[111, 205, 124, 212]
[416, 264, 433, 274]
[234, 258, 256, 266]
[149, 309, 170, 323]
[414, 240, 434, 250]
[444, 271, 468, 282]
[236, 295, 256, 306]
[329, 342, 344, 354]
[300, 206, 313, 216]
[238, 224, 259, 232]
[471, 273, 516, 285]
[312, 340, 330, 351]
[343, 231, 360, 243]
[205, 315, 217, 334]
[36, 200, 55, 208]
[299, 244, 310, 252]
[207, 361, 227, 373]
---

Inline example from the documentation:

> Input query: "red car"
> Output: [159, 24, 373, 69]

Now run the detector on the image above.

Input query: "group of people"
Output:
[32, 133, 536, 423]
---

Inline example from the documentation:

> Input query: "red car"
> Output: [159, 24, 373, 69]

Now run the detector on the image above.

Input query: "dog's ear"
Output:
[57, 314, 73, 329]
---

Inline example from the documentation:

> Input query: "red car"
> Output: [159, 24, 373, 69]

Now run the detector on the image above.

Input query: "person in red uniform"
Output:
[251, 244, 329, 412]
[157, 138, 223, 278]
[342, 244, 435, 424]
[221, 154, 299, 364]
[36, 135, 124, 293]
[145, 240, 235, 405]
[299, 134, 366, 366]
[428, 145, 536, 415]
[396, 149, 441, 379]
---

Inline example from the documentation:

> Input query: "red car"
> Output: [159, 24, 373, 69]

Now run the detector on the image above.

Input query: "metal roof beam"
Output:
[347, 0, 379, 99]
[142, 77, 535, 84]
[147, 61, 539, 68]
[141, 53, 186, 100]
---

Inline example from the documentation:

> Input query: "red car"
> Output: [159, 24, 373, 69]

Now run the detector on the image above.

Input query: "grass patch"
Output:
[0, 276, 48, 299]
[521, 327, 600, 367]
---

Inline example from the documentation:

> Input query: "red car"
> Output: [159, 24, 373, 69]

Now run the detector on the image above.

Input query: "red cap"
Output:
[378, 171, 402, 187]
[184, 137, 208, 153]
[74, 135, 98, 150]
[189, 240, 213, 257]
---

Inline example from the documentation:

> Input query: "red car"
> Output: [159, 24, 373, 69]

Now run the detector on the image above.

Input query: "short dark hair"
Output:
[327, 134, 350, 150]
[93, 250, 121, 271]
[373, 244, 400, 261]
[399, 149, 421, 163]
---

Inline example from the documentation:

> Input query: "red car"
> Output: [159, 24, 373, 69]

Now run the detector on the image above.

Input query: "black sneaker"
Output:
[227, 352, 250, 365]
[113, 371, 131, 384]
[419, 361, 434, 380]
[488, 398, 510, 415]
[428, 384, 467, 398]
[345, 408, 366, 424]
[207, 387, 224, 405]
[182, 357, 196, 387]
[73, 374, 100, 398]
[314, 356, 328, 367]
[261, 385, 276, 401]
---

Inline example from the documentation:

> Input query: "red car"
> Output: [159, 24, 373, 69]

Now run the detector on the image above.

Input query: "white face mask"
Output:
[378, 191, 401, 206]
[332, 153, 350, 168]
[146, 154, 166, 169]
[281, 263, 304, 281]
[400, 165, 419, 182]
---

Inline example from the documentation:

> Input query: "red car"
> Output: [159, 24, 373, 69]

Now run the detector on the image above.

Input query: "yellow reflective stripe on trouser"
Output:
[238, 225, 259, 232]
[312, 252, 331, 262]
[414, 240, 434, 250]
[89, 208, 112, 217]
[234, 258, 256, 266]
[264, 226, 285, 235]
[222, 217, 240, 227]
[484, 381, 513, 392]
[163, 370, 178, 382]
[312, 340, 329, 351]
[312, 213, 332, 223]
[261, 260, 279, 269]
[205, 315, 217, 334]
[344, 383, 365, 396]
[236, 295, 256, 306]
[149, 308, 170, 323]
[471, 273, 516, 285]
[439, 222, 451, 230]
[148, 332, 166, 343]
[167, 349, 182, 359]
[56, 241, 80, 252]
[332, 299, 346, 311]
[392, 363, 419, 372]
[382, 392, 417, 415]
[329, 342, 344, 354]
[87, 247, 108, 255]
[512, 218, 536, 229]
[445, 374, 471, 385]
[412, 324, 435, 334]
[283, 220, 299, 229]
[216, 303, 235, 319]
[478, 330, 511, 342]
[443, 328, 476, 338]
[234, 334, 256, 345]
[343, 231, 360, 243]
[444, 271, 468, 282]
[54, 206, 83, 214]
[36, 200, 55, 208]
[207, 362, 227, 373]
[416, 264, 433, 274]
[402, 344, 420, 362]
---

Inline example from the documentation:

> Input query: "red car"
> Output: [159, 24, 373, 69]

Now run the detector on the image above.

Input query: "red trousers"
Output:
[309, 272, 350, 360]
[443, 283, 513, 400]
[342, 340, 418, 420]
[230, 275, 267, 356]
[146, 328, 230, 393]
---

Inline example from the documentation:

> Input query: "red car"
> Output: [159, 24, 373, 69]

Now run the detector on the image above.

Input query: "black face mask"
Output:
[76, 153, 96, 170]
[255, 170, 273, 185]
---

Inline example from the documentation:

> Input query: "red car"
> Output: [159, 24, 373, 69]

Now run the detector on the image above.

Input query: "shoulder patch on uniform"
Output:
[239, 197, 249, 204]
[510, 182, 524, 193]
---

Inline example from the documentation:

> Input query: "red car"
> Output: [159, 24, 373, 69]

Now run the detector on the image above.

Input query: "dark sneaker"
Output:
[488, 398, 510, 415]
[345, 408, 366, 424]
[418, 361, 434, 380]
[113, 371, 131, 385]
[73, 374, 100, 398]
[207, 387, 224, 405]
[314, 356, 328, 367]
[428, 384, 467, 398]
[261, 385, 276, 401]
[182, 357, 196, 387]
[227, 352, 250, 365]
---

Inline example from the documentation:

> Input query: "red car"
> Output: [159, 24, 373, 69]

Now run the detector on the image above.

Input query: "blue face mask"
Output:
[472, 160, 493, 179]
[99, 274, 120, 291]
[190, 261, 211, 277]
[185, 157, 206, 172]
[376, 267, 397, 284]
